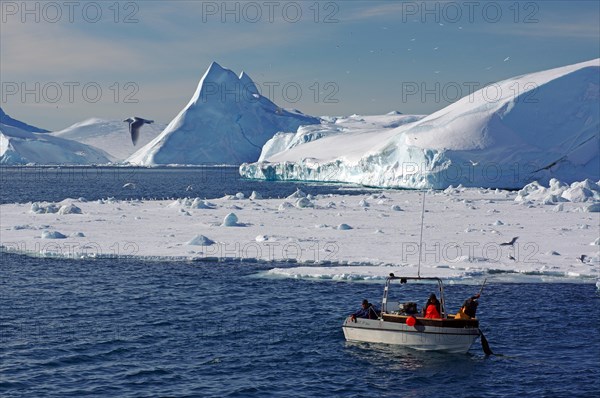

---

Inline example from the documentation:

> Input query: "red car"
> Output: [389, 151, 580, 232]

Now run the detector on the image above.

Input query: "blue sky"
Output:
[1, 0, 599, 130]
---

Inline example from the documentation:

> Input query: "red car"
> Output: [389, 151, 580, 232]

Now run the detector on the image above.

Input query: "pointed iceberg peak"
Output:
[239, 71, 259, 96]
[126, 62, 320, 166]
[205, 61, 227, 75]
[190, 62, 239, 105]
[200, 61, 239, 84]
[191, 62, 263, 105]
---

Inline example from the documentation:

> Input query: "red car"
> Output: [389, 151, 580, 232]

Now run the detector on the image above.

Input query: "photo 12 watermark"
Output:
[196, 80, 340, 105]
[1, 81, 140, 105]
[397, 1, 540, 24]
[193, 240, 340, 263]
[197, 1, 340, 23]
[1, 240, 140, 259]
[1, 1, 140, 24]
[399, 240, 540, 264]
[0, 165, 139, 184]
[400, 81, 539, 104]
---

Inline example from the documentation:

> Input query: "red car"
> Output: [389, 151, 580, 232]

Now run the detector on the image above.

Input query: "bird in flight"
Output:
[124, 117, 154, 146]
[500, 236, 519, 246]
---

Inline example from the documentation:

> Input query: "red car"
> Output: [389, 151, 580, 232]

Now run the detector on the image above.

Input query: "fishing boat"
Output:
[342, 275, 486, 354]
[342, 192, 492, 355]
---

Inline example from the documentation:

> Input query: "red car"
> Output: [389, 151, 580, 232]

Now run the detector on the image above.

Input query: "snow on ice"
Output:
[1, 183, 598, 283]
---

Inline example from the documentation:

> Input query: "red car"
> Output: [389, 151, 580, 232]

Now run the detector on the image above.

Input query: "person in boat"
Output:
[350, 299, 380, 321]
[455, 293, 480, 319]
[423, 293, 441, 319]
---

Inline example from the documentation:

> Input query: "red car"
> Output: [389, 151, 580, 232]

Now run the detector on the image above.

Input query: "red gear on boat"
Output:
[424, 304, 441, 319]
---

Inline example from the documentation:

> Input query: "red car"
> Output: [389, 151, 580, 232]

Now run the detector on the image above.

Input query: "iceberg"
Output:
[52, 118, 165, 162]
[240, 59, 600, 189]
[127, 62, 319, 165]
[0, 107, 49, 133]
[0, 108, 112, 165]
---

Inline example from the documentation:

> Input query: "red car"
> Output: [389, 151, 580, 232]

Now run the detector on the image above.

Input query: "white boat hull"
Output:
[343, 318, 479, 354]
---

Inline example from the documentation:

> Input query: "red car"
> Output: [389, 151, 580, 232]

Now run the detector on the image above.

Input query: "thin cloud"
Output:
[0, 23, 148, 77]
[344, 3, 406, 21]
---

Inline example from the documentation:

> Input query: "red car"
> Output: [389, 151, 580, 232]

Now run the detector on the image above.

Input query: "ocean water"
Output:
[1, 167, 599, 397]
[0, 166, 370, 205]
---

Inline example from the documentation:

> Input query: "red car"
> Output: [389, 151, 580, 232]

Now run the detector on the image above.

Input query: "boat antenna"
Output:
[417, 190, 426, 278]
[478, 278, 487, 296]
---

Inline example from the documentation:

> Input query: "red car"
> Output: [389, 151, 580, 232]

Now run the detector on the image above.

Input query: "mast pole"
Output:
[417, 190, 426, 278]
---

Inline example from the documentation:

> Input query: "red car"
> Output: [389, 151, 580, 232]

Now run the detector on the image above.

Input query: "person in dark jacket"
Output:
[350, 299, 379, 321]
[455, 293, 480, 319]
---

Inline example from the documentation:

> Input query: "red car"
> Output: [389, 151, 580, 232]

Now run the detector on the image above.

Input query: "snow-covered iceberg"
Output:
[52, 118, 165, 162]
[0, 109, 112, 165]
[240, 59, 600, 189]
[127, 62, 320, 166]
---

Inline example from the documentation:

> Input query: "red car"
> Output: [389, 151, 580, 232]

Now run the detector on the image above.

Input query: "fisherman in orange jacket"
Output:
[423, 293, 441, 319]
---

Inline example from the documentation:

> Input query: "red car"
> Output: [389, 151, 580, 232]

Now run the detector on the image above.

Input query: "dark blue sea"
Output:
[1, 167, 599, 397]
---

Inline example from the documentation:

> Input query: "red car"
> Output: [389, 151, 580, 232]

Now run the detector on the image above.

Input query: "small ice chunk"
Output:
[278, 202, 294, 211]
[58, 204, 82, 215]
[122, 182, 136, 189]
[30, 202, 59, 214]
[287, 189, 307, 199]
[358, 199, 369, 207]
[168, 199, 183, 208]
[191, 198, 216, 209]
[41, 230, 67, 239]
[71, 232, 85, 238]
[235, 192, 245, 199]
[493, 220, 504, 226]
[337, 223, 353, 230]
[255, 235, 268, 242]
[591, 238, 600, 246]
[249, 191, 263, 200]
[553, 203, 564, 212]
[295, 197, 313, 208]
[391, 205, 403, 211]
[222, 213, 239, 227]
[187, 235, 215, 246]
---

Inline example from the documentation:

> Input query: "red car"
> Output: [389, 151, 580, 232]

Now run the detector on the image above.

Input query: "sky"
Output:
[1, 0, 599, 130]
